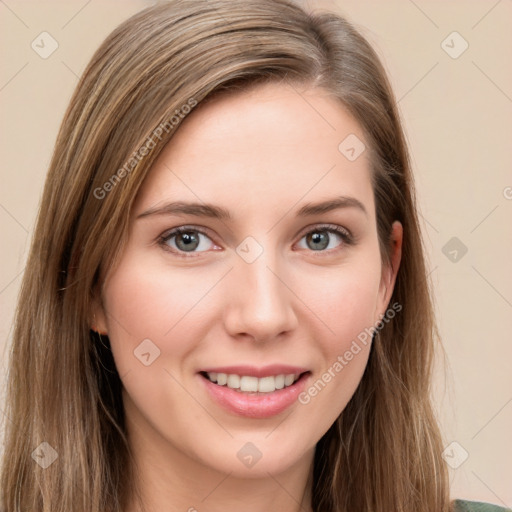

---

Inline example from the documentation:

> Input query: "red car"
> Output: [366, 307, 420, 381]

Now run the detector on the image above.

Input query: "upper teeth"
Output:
[206, 372, 300, 393]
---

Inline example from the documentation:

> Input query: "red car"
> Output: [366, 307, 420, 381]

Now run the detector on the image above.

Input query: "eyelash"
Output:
[157, 223, 354, 258]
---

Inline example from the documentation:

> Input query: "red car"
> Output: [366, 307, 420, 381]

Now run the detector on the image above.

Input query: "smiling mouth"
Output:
[199, 371, 309, 393]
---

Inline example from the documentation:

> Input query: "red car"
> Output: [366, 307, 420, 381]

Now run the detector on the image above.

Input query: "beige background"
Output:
[1, 0, 511, 506]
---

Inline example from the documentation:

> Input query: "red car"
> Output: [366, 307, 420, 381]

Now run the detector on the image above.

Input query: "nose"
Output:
[222, 247, 299, 343]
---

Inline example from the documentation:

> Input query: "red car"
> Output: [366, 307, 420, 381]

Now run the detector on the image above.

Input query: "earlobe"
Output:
[90, 294, 109, 335]
[91, 325, 108, 336]
[378, 220, 403, 314]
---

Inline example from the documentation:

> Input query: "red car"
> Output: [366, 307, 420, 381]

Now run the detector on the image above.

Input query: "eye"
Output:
[158, 226, 217, 256]
[158, 223, 353, 258]
[296, 224, 353, 253]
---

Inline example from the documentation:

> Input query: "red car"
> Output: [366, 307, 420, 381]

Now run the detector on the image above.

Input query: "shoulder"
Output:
[452, 499, 512, 512]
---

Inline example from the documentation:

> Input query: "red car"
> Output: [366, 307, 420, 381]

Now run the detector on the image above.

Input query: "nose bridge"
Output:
[223, 236, 297, 340]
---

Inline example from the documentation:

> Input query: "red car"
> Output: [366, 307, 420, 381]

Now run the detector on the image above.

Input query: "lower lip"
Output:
[199, 373, 310, 419]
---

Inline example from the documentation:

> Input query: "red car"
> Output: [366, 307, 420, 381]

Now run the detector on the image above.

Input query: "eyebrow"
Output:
[136, 195, 367, 220]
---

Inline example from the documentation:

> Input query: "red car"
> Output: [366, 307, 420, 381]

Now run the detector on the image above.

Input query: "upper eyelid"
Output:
[303, 223, 351, 236]
[160, 224, 217, 243]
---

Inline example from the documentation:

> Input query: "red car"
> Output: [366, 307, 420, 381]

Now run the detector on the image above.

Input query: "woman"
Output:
[0, 1, 508, 511]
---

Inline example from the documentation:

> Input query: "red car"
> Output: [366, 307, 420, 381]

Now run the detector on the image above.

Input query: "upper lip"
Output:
[198, 364, 310, 378]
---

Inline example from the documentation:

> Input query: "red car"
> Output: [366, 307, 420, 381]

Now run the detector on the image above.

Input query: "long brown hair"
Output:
[1, 1, 451, 510]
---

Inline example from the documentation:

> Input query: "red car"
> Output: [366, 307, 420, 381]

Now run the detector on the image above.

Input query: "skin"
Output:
[92, 81, 402, 512]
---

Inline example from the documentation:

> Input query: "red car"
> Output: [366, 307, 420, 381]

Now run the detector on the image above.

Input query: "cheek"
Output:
[101, 253, 228, 375]
[98, 243, 384, 472]
[298, 254, 382, 348]
[103, 244, 383, 379]
[293, 255, 382, 417]
[100, 257, 225, 440]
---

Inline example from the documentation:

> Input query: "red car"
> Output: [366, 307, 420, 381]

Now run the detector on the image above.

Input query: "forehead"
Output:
[133, 82, 374, 222]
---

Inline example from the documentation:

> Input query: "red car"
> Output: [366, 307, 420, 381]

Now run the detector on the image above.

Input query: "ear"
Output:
[89, 284, 109, 335]
[376, 220, 403, 319]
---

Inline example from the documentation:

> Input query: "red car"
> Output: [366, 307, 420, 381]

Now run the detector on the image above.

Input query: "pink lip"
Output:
[198, 369, 311, 419]
[199, 364, 309, 378]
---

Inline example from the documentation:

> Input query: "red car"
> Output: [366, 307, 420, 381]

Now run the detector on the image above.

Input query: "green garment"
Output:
[452, 499, 512, 512]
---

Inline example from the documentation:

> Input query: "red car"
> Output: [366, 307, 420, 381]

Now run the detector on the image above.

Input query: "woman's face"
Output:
[93, 82, 401, 478]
